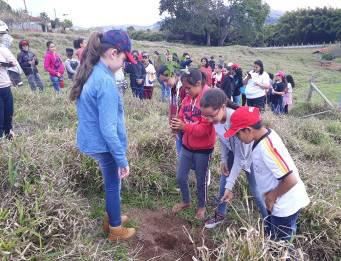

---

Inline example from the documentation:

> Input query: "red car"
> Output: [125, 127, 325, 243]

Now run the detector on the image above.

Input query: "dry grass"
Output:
[0, 31, 340, 260]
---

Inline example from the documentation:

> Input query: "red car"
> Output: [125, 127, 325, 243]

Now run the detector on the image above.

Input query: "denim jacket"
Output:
[76, 60, 128, 168]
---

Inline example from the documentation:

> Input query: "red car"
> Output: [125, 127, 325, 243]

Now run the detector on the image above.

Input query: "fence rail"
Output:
[255, 42, 341, 50]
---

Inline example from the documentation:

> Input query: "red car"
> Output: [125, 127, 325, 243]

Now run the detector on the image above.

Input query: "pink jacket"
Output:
[44, 51, 65, 77]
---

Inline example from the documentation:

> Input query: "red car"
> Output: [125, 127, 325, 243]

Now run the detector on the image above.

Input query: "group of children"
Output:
[158, 65, 309, 242]
[1, 26, 310, 244]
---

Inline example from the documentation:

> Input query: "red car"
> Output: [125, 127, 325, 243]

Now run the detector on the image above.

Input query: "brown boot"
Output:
[108, 225, 136, 241]
[103, 213, 129, 233]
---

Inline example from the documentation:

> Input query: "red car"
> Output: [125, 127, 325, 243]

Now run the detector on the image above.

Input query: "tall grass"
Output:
[0, 31, 340, 260]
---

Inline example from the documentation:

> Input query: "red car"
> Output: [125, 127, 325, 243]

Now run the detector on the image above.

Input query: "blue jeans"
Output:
[159, 78, 170, 102]
[176, 147, 211, 208]
[176, 132, 183, 160]
[233, 95, 241, 105]
[0, 87, 13, 138]
[264, 210, 300, 241]
[88, 152, 122, 227]
[217, 153, 267, 219]
[131, 85, 144, 99]
[50, 76, 62, 92]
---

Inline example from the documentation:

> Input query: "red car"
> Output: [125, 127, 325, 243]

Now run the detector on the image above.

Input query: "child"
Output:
[231, 64, 242, 105]
[208, 56, 215, 71]
[73, 38, 86, 62]
[170, 69, 216, 220]
[115, 66, 128, 96]
[17, 40, 44, 91]
[0, 42, 16, 139]
[142, 52, 156, 99]
[44, 41, 65, 92]
[284, 75, 295, 114]
[70, 29, 137, 241]
[223, 106, 310, 241]
[125, 50, 146, 99]
[271, 71, 287, 115]
[212, 64, 224, 88]
[200, 57, 212, 87]
[200, 89, 267, 229]
[64, 48, 79, 80]
[158, 64, 185, 156]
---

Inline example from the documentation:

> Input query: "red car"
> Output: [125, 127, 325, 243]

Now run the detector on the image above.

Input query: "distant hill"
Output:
[265, 10, 284, 24]
[92, 22, 161, 32]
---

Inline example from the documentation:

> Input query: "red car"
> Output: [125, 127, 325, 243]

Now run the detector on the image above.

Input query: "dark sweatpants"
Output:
[176, 146, 212, 208]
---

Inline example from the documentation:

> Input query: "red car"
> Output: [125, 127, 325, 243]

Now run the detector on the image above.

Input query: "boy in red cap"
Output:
[222, 106, 310, 241]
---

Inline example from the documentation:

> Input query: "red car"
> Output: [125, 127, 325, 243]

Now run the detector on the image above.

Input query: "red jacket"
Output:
[179, 90, 216, 151]
[200, 66, 212, 86]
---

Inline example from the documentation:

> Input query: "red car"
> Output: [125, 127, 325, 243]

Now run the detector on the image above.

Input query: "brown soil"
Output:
[127, 208, 213, 261]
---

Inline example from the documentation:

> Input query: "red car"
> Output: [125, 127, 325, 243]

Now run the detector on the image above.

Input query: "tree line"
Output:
[158, 1, 341, 47]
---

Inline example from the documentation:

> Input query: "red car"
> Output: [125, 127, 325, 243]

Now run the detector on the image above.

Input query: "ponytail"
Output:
[70, 32, 115, 101]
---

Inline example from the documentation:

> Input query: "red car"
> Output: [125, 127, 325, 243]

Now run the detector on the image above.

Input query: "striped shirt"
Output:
[252, 129, 310, 217]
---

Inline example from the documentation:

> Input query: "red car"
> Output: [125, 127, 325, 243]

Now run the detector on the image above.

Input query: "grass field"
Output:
[0, 31, 340, 260]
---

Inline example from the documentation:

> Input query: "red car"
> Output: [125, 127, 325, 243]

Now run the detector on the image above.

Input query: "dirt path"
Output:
[127, 208, 212, 261]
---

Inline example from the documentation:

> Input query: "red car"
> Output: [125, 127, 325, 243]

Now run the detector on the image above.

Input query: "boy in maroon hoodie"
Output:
[171, 69, 216, 220]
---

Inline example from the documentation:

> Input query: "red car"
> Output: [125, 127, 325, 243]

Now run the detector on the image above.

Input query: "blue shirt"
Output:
[76, 60, 128, 168]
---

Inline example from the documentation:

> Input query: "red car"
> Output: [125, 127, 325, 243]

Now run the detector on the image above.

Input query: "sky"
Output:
[6, 0, 341, 28]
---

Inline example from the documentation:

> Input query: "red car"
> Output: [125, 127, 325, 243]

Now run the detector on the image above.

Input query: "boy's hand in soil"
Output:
[171, 118, 185, 131]
[220, 162, 229, 176]
[264, 190, 277, 211]
[119, 166, 130, 180]
[221, 189, 233, 203]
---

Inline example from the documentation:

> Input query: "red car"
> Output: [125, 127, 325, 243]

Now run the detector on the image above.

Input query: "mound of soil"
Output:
[127, 208, 212, 261]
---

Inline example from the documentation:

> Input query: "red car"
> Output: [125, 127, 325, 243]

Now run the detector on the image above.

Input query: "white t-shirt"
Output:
[144, 63, 156, 87]
[252, 129, 310, 217]
[245, 71, 270, 99]
[114, 67, 125, 82]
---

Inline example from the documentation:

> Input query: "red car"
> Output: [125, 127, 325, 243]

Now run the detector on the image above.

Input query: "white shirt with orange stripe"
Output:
[252, 129, 310, 217]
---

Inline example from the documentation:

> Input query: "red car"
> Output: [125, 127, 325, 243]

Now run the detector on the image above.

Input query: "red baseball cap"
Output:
[231, 63, 240, 70]
[275, 71, 285, 78]
[224, 106, 261, 138]
[101, 30, 137, 64]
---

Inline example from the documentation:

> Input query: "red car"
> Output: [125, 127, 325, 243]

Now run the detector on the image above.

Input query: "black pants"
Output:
[0, 87, 14, 137]
[247, 96, 266, 110]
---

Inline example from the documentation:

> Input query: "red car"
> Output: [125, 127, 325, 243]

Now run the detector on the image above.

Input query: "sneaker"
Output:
[204, 213, 225, 229]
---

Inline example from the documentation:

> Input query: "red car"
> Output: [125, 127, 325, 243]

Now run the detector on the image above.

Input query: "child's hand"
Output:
[264, 190, 277, 211]
[119, 166, 130, 180]
[221, 189, 233, 203]
[220, 162, 229, 176]
[171, 118, 185, 130]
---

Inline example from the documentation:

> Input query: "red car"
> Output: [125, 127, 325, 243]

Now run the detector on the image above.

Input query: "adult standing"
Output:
[0, 43, 16, 139]
[70, 30, 137, 241]
[244, 60, 270, 110]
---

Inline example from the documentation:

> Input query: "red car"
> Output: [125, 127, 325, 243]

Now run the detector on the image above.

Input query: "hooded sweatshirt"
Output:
[44, 51, 65, 77]
[179, 88, 216, 151]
